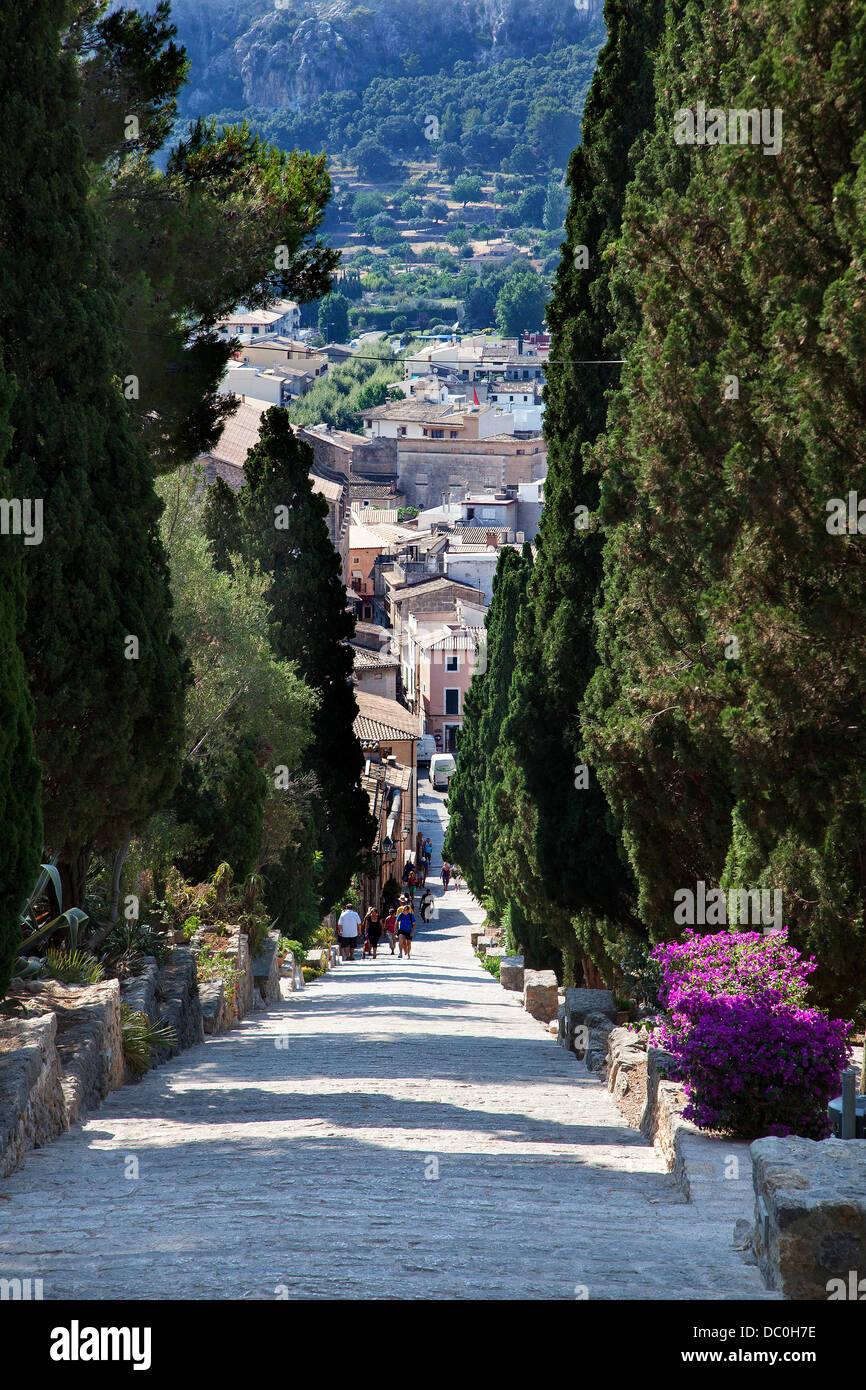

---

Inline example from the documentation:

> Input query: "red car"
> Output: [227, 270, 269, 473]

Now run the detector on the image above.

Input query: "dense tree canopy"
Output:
[583, 0, 866, 1013]
[203, 411, 374, 912]
[0, 0, 188, 908]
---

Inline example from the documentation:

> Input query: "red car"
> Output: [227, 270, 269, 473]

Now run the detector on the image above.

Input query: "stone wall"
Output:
[751, 1136, 866, 1299]
[0, 1014, 67, 1180]
[395, 439, 546, 510]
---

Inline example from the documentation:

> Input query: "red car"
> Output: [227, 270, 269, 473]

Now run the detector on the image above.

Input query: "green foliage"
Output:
[0, 350, 41, 1001]
[353, 138, 393, 180]
[494, 268, 549, 334]
[206, 41, 603, 176]
[120, 1003, 178, 1077]
[542, 179, 568, 231]
[477, 951, 501, 979]
[196, 943, 242, 1000]
[319, 292, 350, 343]
[157, 462, 315, 888]
[43, 950, 105, 986]
[0, 0, 188, 907]
[285, 340, 402, 429]
[100, 918, 173, 978]
[203, 411, 375, 912]
[278, 937, 305, 962]
[451, 175, 483, 206]
[581, 0, 866, 1014]
[352, 191, 386, 221]
[472, 0, 667, 987]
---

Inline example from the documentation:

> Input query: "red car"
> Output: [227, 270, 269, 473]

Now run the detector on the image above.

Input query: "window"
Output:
[446, 654, 459, 672]
[398, 426, 407, 437]
[450, 430, 458, 438]
[431, 429, 444, 439]
[444, 688, 460, 716]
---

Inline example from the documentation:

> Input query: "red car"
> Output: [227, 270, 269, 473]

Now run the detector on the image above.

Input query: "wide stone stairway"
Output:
[0, 787, 774, 1300]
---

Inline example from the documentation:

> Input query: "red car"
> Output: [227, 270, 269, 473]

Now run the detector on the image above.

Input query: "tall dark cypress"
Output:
[0, 0, 188, 906]
[583, 0, 866, 1013]
[204, 410, 374, 911]
[0, 350, 42, 997]
[443, 546, 529, 897]
[498, 0, 667, 981]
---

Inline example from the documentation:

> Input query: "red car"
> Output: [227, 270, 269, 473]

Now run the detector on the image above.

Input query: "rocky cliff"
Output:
[165, 0, 604, 113]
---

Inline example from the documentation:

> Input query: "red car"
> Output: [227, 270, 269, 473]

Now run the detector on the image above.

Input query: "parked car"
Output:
[417, 734, 436, 766]
[430, 752, 456, 790]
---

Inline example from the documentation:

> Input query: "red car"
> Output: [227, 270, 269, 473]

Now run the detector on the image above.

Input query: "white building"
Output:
[214, 299, 301, 343]
[442, 546, 501, 605]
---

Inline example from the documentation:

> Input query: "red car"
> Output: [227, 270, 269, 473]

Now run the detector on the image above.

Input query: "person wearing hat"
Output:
[396, 896, 415, 958]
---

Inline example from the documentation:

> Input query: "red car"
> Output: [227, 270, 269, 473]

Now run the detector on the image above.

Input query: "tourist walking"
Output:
[396, 897, 415, 958]
[423, 837, 432, 871]
[383, 905, 398, 954]
[420, 888, 434, 925]
[337, 901, 361, 961]
[363, 904, 383, 959]
[452, 865, 462, 890]
[441, 860, 451, 892]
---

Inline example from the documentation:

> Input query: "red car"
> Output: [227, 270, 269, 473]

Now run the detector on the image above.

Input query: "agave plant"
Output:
[15, 860, 90, 979]
[120, 1004, 177, 1076]
[43, 949, 105, 986]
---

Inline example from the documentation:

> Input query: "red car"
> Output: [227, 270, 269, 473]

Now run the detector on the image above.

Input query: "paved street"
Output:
[0, 782, 773, 1299]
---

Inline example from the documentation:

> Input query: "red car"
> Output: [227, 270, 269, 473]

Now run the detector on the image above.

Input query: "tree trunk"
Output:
[52, 847, 91, 916]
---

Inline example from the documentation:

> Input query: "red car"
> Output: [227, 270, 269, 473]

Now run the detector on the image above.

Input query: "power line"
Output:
[3, 303, 624, 366]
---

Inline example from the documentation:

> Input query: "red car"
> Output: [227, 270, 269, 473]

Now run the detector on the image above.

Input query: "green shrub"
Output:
[278, 936, 305, 961]
[120, 1004, 178, 1076]
[44, 949, 105, 985]
[195, 944, 242, 1001]
[302, 965, 323, 982]
[476, 950, 501, 979]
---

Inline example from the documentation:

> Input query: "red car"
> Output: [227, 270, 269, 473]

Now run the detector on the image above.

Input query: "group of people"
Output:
[337, 893, 432, 962]
[334, 838, 464, 963]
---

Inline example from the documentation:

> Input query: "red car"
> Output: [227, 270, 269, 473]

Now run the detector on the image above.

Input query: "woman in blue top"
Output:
[396, 897, 415, 958]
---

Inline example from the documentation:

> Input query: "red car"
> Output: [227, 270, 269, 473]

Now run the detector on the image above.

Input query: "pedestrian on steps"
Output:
[396, 897, 415, 958]
[441, 861, 451, 892]
[383, 905, 398, 954]
[338, 901, 361, 961]
[363, 904, 383, 959]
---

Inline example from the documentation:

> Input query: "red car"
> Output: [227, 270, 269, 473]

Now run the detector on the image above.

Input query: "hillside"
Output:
[166, 0, 604, 113]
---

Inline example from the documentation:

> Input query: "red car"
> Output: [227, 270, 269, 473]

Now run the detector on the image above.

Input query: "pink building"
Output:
[418, 623, 486, 754]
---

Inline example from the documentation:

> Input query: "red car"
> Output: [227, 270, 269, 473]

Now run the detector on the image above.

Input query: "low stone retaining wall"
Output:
[751, 1137, 866, 1299]
[500, 955, 524, 991]
[253, 931, 281, 1007]
[0, 1014, 67, 1180]
[523, 969, 559, 1024]
[557, 988, 617, 1069]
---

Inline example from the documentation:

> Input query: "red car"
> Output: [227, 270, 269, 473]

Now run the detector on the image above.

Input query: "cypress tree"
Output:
[203, 410, 374, 911]
[583, 0, 866, 1011]
[0, 0, 187, 906]
[0, 349, 42, 996]
[443, 547, 527, 896]
[496, 0, 667, 982]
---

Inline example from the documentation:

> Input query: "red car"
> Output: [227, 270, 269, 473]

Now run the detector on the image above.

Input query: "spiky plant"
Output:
[120, 1004, 177, 1076]
[43, 949, 104, 985]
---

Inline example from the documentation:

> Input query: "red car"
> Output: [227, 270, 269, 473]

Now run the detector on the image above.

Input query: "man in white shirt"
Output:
[338, 903, 361, 961]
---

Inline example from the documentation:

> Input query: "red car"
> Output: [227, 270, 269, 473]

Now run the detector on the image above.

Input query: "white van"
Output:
[417, 735, 436, 766]
[430, 752, 456, 790]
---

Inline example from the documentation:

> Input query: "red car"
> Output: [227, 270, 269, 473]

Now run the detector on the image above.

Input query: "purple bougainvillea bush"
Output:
[649, 930, 850, 1139]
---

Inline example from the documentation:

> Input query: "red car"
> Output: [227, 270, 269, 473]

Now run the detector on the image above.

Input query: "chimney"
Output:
[518, 333, 523, 355]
